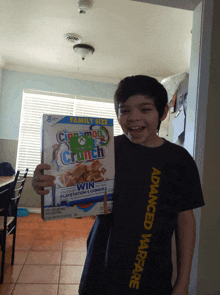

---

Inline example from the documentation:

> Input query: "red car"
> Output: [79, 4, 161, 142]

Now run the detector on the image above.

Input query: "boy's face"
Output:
[117, 94, 163, 147]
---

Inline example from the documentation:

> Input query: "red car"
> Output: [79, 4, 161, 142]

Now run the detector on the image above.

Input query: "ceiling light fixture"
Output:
[78, 0, 93, 14]
[73, 44, 95, 61]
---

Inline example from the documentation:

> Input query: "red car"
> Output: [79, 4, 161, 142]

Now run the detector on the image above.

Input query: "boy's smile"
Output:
[117, 95, 167, 147]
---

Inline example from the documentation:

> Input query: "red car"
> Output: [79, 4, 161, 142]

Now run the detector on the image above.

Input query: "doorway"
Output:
[132, 0, 213, 294]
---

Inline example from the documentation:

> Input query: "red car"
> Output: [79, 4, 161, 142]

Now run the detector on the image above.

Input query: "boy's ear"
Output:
[160, 104, 169, 122]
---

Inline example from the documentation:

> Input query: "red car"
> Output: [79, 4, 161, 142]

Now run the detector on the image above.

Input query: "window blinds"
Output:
[16, 90, 122, 176]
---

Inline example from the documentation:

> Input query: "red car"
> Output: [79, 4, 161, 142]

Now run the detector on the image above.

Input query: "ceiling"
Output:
[0, 0, 194, 83]
[132, 0, 202, 11]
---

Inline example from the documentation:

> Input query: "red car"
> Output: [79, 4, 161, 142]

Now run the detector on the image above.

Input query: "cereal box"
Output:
[41, 115, 114, 221]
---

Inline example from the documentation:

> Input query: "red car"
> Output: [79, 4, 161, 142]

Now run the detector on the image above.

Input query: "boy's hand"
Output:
[32, 164, 56, 195]
[172, 287, 188, 295]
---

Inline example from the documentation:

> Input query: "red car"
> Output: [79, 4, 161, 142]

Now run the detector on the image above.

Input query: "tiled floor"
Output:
[0, 213, 95, 295]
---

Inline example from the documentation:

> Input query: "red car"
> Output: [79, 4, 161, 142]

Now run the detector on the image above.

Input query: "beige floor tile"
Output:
[61, 251, 86, 265]
[31, 239, 63, 251]
[3, 265, 24, 284]
[17, 215, 37, 223]
[62, 238, 87, 251]
[16, 222, 39, 230]
[62, 231, 82, 240]
[11, 284, 58, 295]
[1, 263, 13, 274]
[36, 221, 66, 232]
[0, 214, 91, 293]
[74, 231, 90, 239]
[16, 228, 36, 236]
[16, 214, 44, 224]
[0, 283, 15, 295]
[14, 251, 29, 265]
[17, 265, 60, 284]
[0, 248, 12, 266]
[25, 251, 61, 265]
[5, 234, 13, 242]
[59, 265, 83, 284]
[15, 237, 35, 251]
[58, 284, 79, 295]
[62, 218, 93, 233]
[34, 230, 63, 240]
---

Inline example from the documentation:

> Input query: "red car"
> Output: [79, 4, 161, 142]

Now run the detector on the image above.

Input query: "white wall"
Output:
[197, 0, 220, 293]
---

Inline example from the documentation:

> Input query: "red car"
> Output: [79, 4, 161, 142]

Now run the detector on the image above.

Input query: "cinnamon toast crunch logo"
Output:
[52, 126, 110, 171]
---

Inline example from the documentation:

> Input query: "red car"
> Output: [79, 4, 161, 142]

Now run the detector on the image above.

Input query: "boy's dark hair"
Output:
[114, 75, 168, 132]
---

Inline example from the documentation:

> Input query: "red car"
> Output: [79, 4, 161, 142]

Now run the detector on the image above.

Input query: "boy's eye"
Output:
[141, 108, 151, 111]
[120, 109, 129, 113]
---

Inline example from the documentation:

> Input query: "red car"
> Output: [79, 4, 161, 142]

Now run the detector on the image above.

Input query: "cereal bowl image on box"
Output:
[41, 115, 114, 221]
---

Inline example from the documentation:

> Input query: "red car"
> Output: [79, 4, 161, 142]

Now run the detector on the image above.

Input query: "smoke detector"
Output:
[64, 33, 81, 44]
[78, 0, 93, 14]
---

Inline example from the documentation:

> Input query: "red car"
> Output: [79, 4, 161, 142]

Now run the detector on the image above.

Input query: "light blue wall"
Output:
[0, 69, 117, 140]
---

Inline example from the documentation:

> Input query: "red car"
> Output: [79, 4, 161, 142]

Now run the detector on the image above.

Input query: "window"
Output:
[16, 90, 123, 176]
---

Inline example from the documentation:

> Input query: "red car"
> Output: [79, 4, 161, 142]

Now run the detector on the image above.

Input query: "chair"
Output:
[0, 168, 28, 284]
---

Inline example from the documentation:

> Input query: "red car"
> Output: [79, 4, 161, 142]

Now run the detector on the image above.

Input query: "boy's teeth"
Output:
[130, 127, 142, 130]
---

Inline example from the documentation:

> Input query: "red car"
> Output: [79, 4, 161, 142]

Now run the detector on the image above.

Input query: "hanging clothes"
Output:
[159, 72, 189, 144]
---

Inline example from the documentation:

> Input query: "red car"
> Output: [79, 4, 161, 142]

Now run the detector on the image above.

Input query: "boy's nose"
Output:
[128, 109, 141, 120]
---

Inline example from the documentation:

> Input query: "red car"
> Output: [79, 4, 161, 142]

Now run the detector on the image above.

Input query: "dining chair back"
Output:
[0, 168, 28, 284]
[10, 168, 29, 216]
[0, 171, 19, 284]
[0, 186, 11, 284]
[10, 168, 28, 264]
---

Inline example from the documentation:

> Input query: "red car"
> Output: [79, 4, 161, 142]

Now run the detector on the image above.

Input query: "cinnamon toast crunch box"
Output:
[41, 115, 114, 221]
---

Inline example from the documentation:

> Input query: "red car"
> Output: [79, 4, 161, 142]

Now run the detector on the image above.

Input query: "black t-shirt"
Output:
[79, 135, 205, 295]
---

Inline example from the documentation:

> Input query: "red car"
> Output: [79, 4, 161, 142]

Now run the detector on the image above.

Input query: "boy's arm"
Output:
[172, 209, 196, 295]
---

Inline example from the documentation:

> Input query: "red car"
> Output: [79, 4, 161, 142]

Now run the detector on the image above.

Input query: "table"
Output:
[0, 176, 15, 212]
[0, 176, 15, 188]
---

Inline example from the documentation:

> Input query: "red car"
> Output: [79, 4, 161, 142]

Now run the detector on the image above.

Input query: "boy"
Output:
[32, 75, 205, 295]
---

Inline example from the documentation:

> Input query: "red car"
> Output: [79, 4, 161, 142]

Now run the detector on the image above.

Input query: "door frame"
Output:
[133, 0, 214, 294]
